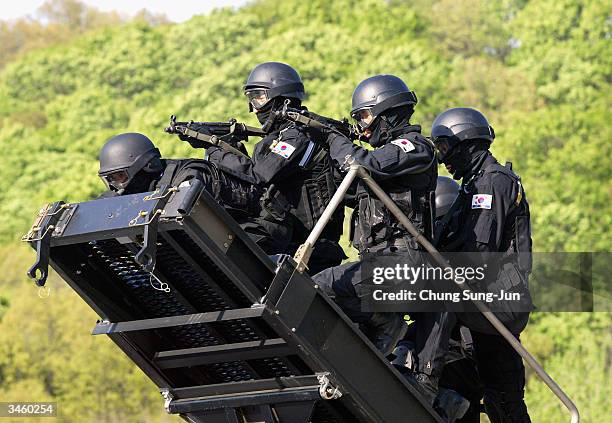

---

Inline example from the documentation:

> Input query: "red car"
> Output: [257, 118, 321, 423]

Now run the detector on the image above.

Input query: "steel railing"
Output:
[294, 158, 579, 423]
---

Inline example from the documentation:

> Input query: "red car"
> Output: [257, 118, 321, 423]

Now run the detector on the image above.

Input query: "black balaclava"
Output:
[445, 140, 490, 181]
[368, 105, 414, 147]
[256, 97, 302, 132]
[120, 159, 164, 195]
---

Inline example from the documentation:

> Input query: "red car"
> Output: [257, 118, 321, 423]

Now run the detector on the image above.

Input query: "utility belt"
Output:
[466, 250, 531, 297]
[495, 253, 531, 294]
[361, 235, 421, 255]
[259, 184, 292, 222]
[496, 260, 529, 292]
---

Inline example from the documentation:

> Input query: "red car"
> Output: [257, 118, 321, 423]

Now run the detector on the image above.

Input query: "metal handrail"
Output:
[293, 158, 580, 423]
[293, 164, 359, 272]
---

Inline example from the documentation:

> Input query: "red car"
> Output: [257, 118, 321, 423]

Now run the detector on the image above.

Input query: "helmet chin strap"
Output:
[368, 106, 413, 148]
[261, 110, 277, 133]
[256, 98, 283, 132]
[369, 115, 391, 147]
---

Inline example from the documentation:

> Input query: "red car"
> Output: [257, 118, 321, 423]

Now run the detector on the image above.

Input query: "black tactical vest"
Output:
[273, 135, 344, 244]
[350, 132, 437, 254]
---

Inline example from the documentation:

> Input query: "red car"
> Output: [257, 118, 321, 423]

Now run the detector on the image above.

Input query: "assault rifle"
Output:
[165, 115, 266, 158]
[274, 103, 363, 141]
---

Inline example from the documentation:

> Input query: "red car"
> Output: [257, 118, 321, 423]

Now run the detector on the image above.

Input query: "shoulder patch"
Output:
[271, 141, 296, 158]
[472, 194, 492, 209]
[391, 139, 416, 153]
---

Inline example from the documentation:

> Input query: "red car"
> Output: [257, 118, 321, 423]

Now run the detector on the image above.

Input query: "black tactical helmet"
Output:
[435, 176, 460, 218]
[244, 62, 305, 111]
[98, 133, 161, 192]
[431, 107, 495, 162]
[350, 74, 417, 129]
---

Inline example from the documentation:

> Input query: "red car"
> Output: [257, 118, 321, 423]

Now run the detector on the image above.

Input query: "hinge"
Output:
[317, 373, 342, 400]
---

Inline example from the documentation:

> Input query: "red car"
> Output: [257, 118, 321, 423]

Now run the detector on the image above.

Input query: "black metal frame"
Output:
[25, 180, 441, 423]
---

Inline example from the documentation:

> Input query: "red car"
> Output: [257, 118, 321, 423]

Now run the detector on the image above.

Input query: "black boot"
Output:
[436, 386, 472, 423]
[390, 340, 417, 371]
[403, 372, 470, 423]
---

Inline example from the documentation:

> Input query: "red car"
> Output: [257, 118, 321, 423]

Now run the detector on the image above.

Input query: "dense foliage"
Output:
[0, 0, 609, 421]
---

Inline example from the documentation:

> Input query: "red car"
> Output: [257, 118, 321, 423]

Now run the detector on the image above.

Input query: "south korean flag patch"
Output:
[391, 138, 416, 153]
[271, 141, 296, 158]
[472, 194, 493, 209]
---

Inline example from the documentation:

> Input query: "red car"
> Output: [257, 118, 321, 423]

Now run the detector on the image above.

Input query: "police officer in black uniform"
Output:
[310, 76, 473, 420]
[429, 107, 533, 423]
[97, 132, 290, 253]
[329, 74, 436, 262]
[205, 62, 346, 274]
[98, 132, 202, 196]
[434, 176, 484, 423]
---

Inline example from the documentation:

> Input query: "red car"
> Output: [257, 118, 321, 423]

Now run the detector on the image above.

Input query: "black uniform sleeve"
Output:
[96, 190, 117, 199]
[206, 146, 258, 183]
[328, 133, 434, 178]
[207, 128, 309, 185]
[461, 172, 516, 254]
[252, 128, 310, 184]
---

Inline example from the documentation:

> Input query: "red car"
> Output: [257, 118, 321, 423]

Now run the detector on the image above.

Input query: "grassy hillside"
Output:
[0, 0, 610, 421]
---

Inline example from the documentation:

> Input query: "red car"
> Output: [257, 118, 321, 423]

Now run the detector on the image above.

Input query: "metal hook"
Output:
[143, 187, 178, 201]
[128, 209, 165, 227]
[148, 264, 170, 293]
[38, 285, 51, 299]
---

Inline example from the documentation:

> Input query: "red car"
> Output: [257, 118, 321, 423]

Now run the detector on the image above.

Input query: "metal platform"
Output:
[24, 180, 441, 423]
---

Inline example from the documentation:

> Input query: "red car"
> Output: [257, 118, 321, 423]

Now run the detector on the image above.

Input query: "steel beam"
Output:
[155, 338, 292, 369]
[92, 307, 265, 335]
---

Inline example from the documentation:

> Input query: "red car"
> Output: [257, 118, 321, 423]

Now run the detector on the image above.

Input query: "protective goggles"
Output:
[351, 108, 376, 129]
[99, 169, 131, 191]
[433, 137, 459, 163]
[244, 89, 271, 110]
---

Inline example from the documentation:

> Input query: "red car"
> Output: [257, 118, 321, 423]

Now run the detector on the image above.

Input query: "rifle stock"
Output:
[165, 115, 265, 157]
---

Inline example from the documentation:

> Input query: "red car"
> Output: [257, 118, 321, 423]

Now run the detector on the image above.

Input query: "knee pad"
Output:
[370, 312, 408, 356]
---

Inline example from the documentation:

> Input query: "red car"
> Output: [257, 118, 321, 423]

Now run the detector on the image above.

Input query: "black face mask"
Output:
[367, 105, 413, 147]
[121, 176, 151, 195]
[445, 148, 471, 180]
[256, 101, 274, 126]
[121, 167, 161, 195]
[254, 97, 303, 132]
[445, 141, 490, 181]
